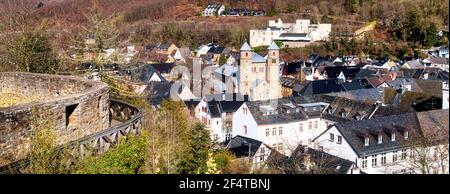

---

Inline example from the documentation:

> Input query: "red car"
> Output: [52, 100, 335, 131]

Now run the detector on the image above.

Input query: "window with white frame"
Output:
[337, 136, 342, 144]
[381, 153, 387, 165]
[299, 123, 303, 132]
[362, 157, 368, 169]
[266, 128, 270, 137]
[329, 133, 334, 142]
[401, 149, 407, 160]
[378, 135, 383, 144]
[391, 133, 396, 141]
[364, 137, 370, 146]
[393, 151, 398, 162]
[314, 121, 318, 129]
[278, 143, 283, 151]
[243, 125, 248, 135]
[308, 122, 312, 129]
[272, 128, 276, 136]
[372, 155, 378, 167]
[404, 131, 409, 139]
[279, 127, 283, 136]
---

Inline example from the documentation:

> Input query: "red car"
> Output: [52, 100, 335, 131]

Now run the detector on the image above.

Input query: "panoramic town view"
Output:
[0, 0, 448, 175]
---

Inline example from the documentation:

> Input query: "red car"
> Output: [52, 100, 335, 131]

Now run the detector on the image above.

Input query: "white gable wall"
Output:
[314, 126, 358, 162]
[232, 103, 259, 140]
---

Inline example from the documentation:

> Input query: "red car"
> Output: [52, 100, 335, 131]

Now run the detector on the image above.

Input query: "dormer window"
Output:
[339, 110, 348, 118]
[391, 133, 396, 141]
[404, 131, 409, 139]
[364, 137, 369, 146]
[378, 135, 383, 144]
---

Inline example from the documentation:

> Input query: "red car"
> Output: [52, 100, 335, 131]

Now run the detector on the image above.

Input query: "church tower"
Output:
[239, 42, 252, 97]
[266, 41, 281, 99]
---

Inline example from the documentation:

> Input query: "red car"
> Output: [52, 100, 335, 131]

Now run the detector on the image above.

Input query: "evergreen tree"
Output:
[177, 123, 211, 174]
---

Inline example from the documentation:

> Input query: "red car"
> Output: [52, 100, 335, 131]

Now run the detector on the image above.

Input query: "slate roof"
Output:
[429, 57, 448, 64]
[145, 81, 173, 106]
[288, 145, 356, 174]
[283, 61, 304, 75]
[399, 68, 424, 79]
[204, 93, 245, 102]
[325, 88, 383, 102]
[281, 78, 301, 88]
[245, 97, 325, 125]
[150, 63, 176, 74]
[340, 80, 369, 91]
[354, 69, 377, 78]
[183, 100, 201, 110]
[120, 63, 167, 83]
[252, 52, 266, 63]
[298, 79, 346, 95]
[279, 33, 308, 38]
[412, 79, 443, 97]
[328, 112, 423, 157]
[226, 135, 263, 158]
[323, 66, 361, 79]
[322, 96, 379, 121]
[202, 93, 246, 118]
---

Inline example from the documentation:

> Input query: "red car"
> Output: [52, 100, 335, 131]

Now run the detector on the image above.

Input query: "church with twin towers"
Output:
[239, 41, 282, 101]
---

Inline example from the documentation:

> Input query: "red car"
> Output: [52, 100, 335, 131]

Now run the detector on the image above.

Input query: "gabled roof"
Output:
[244, 97, 325, 125]
[340, 80, 372, 91]
[412, 79, 443, 97]
[240, 42, 252, 51]
[428, 57, 448, 64]
[298, 79, 346, 95]
[331, 112, 422, 157]
[323, 66, 361, 79]
[325, 88, 383, 102]
[252, 52, 266, 63]
[150, 63, 176, 74]
[355, 69, 377, 78]
[404, 60, 424, 69]
[145, 81, 173, 106]
[288, 145, 356, 174]
[283, 61, 304, 75]
[416, 109, 449, 144]
[122, 63, 167, 83]
[226, 135, 263, 158]
[366, 77, 384, 88]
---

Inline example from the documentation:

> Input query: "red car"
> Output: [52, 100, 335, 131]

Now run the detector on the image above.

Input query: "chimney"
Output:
[222, 90, 226, 101]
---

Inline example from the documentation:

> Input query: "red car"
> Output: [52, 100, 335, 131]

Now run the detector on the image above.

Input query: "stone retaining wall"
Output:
[0, 72, 110, 165]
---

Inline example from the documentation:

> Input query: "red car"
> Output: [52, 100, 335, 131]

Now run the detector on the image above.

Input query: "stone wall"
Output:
[0, 72, 110, 165]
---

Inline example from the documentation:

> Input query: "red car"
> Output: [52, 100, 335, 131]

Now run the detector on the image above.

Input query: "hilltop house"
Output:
[250, 19, 331, 48]
[203, 4, 225, 16]
[145, 43, 178, 55]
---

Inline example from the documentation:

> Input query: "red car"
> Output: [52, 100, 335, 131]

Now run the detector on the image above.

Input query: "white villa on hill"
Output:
[250, 18, 331, 48]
